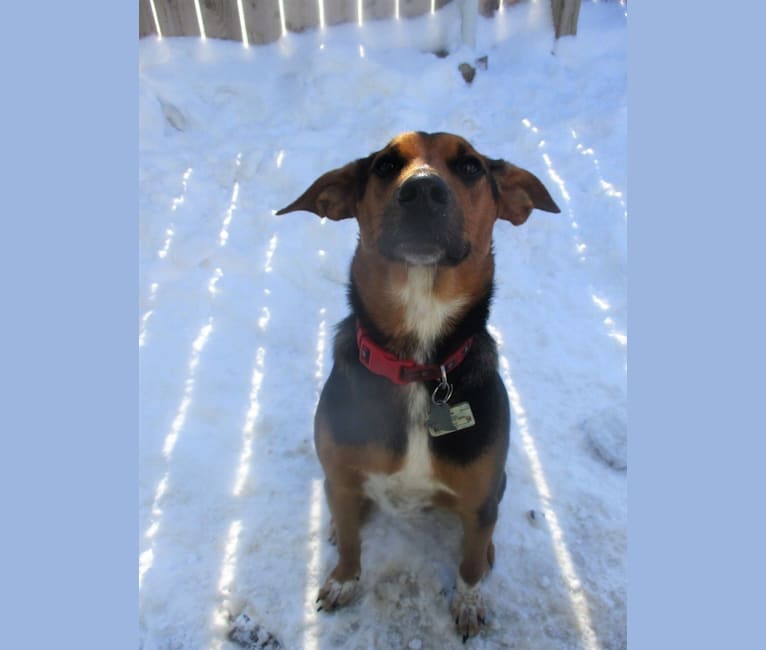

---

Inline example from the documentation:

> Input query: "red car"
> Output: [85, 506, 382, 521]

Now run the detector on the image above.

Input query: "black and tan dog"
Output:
[277, 131, 559, 640]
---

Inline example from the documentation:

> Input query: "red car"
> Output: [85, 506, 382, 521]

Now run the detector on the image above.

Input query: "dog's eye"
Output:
[455, 157, 484, 179]
[373, 156, 401, 179]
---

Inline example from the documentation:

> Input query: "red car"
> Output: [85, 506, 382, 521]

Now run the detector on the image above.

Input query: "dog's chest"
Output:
[396, 267, 466, 357]
[363, 384, 454, 516]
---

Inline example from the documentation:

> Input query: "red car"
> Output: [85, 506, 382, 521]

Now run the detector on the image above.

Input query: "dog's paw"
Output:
[316, 575, 358, 611]
[450, 576, 486, 642]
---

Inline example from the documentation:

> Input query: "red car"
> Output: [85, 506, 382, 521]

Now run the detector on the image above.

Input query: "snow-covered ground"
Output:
[139, 2, 627, 649]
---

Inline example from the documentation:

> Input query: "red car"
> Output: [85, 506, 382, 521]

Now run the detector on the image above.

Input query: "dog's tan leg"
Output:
[317, 482, 366, 610]
[451, 512, 496, 640]
[327, 497, 373, 546]
[325, 479, 373, 547]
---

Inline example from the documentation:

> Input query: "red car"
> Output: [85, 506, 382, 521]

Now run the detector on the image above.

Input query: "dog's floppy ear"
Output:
[489, 159, 561, 226]
[276, 159, 364, 221]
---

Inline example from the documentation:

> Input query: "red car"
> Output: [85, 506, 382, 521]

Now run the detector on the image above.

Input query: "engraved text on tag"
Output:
[428, 401, 476, 437]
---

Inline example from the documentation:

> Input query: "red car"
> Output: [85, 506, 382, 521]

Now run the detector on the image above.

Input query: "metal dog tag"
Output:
[427, 402, 454, 434]
[428, 401, 476, 437]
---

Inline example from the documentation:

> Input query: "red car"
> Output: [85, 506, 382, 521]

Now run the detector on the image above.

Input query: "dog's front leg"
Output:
[451, 510, 496, 640]
[317, 482, 365, 611]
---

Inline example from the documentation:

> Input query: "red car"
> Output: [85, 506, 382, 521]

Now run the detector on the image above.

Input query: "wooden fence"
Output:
[139, 0, 582, 44]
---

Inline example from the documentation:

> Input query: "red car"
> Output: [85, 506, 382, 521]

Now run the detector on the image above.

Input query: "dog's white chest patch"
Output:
[363, 384, 455, 516]
[396, 267, 466, 357]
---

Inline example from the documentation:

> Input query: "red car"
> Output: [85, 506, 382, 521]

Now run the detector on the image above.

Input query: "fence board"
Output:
[364, 0, 395, 22]
[154, 0, 202, 37]
[320, 0, 356, 26]
[282, 0, 320, 32]
[551, 0, 581, 38]
[139, 0, 157, 37]
[201, 0, 243, 40]
[242, 0, 282, 44]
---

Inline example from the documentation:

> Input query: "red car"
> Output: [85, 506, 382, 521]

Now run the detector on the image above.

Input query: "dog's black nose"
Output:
[397, 174, 451, 210]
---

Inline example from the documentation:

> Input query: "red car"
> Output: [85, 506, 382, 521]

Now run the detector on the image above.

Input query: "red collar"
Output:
[356, 321, 474, 385]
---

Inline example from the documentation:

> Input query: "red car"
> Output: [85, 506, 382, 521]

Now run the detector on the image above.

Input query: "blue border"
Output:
[2, 3, 136, 648]
[630, 1, 766, 647]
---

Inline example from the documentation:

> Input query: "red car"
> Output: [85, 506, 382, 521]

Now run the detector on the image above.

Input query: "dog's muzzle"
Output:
[379, 174, 469, 266]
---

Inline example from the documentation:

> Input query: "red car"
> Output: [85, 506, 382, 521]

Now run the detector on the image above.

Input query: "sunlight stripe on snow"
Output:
[138, 474, 169, 588]
[163, 318, 214, 458]
[591, 294, 627, 346]
[218, 520, 242, 598]
[232, 347, 266, 497]
[313, 306, 329, 405]
[591, 294, 610, 311]
[315, 309, 327, 381]
[139, 281, 159, 348]
[489, 324, 601, 650]
[258, 307, 271, 331]
[302, 478, 324, 650]
[541, 153, 571, 204]
[157, 226, 174, 260]
[609, 331, 627, 346]
[218, 183, 239, 247]
[140, 318, 215, 588]
[571, 126, 627, 220]
[208, 268, 224, 296]
[209, 519, 244, 648]
[138, 548, 154, 590]
[302, 312, 329, 649]
[138, 312, 152, 347]
[158, 167, 192, 260]
[264, 234, 278, 272]
[218, 154, 242, 247]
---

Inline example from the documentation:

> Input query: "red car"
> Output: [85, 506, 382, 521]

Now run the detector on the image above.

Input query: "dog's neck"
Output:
[349, 255, 493, 363]
[391, 266, 466, 362]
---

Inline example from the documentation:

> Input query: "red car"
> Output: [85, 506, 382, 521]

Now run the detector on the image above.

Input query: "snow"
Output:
[139, 2, 627, 649]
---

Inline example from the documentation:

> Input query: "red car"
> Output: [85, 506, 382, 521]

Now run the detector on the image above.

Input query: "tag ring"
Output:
[431, 365, 453, 404]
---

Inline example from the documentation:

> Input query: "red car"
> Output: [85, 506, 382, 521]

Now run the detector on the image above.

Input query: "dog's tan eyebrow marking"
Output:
[391, 132, 427, 160]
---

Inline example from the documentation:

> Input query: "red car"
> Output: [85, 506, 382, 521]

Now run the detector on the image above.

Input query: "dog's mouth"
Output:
[381, 237, 471, 267]
[393, 242, 445, 266]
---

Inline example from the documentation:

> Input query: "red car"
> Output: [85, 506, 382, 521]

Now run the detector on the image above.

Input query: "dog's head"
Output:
[277, 132, 560, 269]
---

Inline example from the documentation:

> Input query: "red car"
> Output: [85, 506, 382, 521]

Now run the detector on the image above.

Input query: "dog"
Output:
[277, 131, 559, 640]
